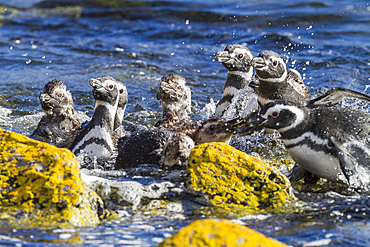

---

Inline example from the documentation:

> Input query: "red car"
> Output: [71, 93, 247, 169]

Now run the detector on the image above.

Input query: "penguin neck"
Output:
[114, 105, 126, 130]
[92, 101, 117, 131]
[256, 77, 306, 105]
[225, 69, 253, 90]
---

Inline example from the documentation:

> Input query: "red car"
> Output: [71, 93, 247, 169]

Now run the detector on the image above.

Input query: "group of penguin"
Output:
[31, 44, 370, 194]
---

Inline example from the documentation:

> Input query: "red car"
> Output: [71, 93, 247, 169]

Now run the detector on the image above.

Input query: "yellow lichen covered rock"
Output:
[158, 218, 287, 247]
[187, 142, 296, 212]
[0, 128, 104, 228]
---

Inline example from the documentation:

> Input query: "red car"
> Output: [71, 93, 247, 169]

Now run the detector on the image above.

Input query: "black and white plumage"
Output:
[31, 79, 80, 148]
[114, 80, 128, 131]
[214, 44, 254, 117]
[251, 50, 370, 107]
[69, 76, 120, 162]
[238, 99, 370, 193]
[251, 50, 309, 106]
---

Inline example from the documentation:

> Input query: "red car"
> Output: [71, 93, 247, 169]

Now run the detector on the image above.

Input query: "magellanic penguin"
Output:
[156, 74, 191, 125]
[159, 117, 245, 168]
[214, 44, 254, 117]
[114, 80, 128, 131]
[238, 99, 370, 193]
[251, 50, 370, 107]
[116, 73, 197, 170]
[31, 79, 80, 148]
[69, 76, 120, 164]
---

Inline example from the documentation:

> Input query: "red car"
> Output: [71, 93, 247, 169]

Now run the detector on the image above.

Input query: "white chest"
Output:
[286, 144, 347, 184]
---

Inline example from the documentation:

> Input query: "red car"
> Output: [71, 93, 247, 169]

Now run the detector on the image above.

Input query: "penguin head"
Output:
[89, 76, 119, 105]
[215, 44, 253, 73]
[117, 81, 128, 109]
[252, 50, 287, 83]
[39, 79, 74, 117]
[157, 74, 191, 122]
[191, 117, 245, 144]
[114, 80, 128, 130]
[257, 100, 306, 133]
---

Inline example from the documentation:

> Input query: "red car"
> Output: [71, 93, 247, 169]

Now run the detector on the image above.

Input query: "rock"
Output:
[158, 218, 287, 247]
[82, 172, 174, 210]
[187, 142, 296, 212]
[0, 128, 105, 228]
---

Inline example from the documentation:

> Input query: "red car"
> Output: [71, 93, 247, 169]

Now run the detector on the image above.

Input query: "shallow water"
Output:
[0, 0, 369, 246]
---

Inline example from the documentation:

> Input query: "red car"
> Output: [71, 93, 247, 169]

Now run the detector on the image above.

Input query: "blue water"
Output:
[0, 0, 369, 246]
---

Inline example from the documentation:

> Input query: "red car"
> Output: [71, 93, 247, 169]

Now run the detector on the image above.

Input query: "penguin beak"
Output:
[89, 78, 102, 89]
[223, 117, 247, 132]
[39, 93, 51, 103]
[235, 114, 266, 136]
[251, 57, 266, 70]
[214, 51, 231, 63]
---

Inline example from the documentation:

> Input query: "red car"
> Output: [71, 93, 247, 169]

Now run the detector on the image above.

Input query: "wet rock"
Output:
[158, 218, 287, 247]
[0, 128, 105, 228]
[187, 142, 296, 212]
[82, 172, 175, 210]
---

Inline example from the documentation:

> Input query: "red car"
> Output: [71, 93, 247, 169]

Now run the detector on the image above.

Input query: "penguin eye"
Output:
[238, 53, 243, 58]
[56, 92, 63, 98]
[109, 85, 114, 89]
[272, 60, 278, 66]
[177, 86, 181, 90]
[208, 125, 216, 133]
[120, 89, 124, 94]
[271, 111, 279, 117]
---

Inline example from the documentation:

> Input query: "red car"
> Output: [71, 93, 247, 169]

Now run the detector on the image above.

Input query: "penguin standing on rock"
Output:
[70, 76, 120, 165]
[237, 99, 370, 193]
[31, 79, 80, 148]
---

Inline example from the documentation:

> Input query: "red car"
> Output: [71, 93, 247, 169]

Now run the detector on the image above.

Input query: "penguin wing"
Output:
[308, 88, 370, 107]
[330, 136, 370, 193]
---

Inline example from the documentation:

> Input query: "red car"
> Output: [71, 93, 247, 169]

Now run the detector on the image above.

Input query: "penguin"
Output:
[238, 99, 370, 193]
[214, 44, 254, 117]
[191, 117, 245, 145]
[114, 80, 128, 131]
[251, 50, 370, 107]
[31, 79, 80, 148]
[158, 117, 246, 168]
[156, 74, 191, 125]
[69, 76, 120, 165]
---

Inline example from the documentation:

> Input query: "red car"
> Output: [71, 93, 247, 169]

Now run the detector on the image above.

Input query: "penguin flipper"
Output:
[330, 137, 370, 194]
[308, 88, 370, 107]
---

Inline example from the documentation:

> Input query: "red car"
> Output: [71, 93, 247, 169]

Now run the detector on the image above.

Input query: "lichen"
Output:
[0, 128, 104, 228]
[187, 142, 296, 212]
[158, 218, 287, 247]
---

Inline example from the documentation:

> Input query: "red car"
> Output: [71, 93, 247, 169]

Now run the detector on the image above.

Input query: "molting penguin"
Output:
[238, 99, 370, 193]
[116, 74, 195, 169]
[31, 79, 80, 148]
[158, 117, 245, 168]
[214, 44, 255, 117]
[69, 76, 120, 165]
[156, 74, 191, 125]
[251, 50, 370, 107]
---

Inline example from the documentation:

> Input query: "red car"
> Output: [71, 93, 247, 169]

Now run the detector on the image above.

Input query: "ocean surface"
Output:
[0, 0, 369, 246]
